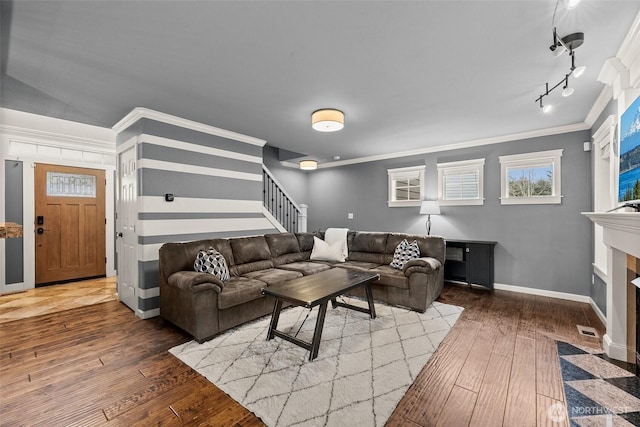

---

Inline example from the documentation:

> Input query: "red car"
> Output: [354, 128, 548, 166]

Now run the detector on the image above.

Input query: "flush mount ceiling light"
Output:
[299, 160, 318, 170]
[311, 109, 344, 132]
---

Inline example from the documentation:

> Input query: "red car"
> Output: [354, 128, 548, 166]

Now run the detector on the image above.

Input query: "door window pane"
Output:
[46, 172, 96, 197]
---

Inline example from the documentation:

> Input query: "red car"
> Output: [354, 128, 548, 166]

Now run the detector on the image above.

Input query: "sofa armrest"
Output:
[403, 257, 441, 276]
[167, 271, 223, 293]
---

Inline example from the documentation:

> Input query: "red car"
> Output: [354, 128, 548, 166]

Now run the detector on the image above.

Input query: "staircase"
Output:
[262, 165, 307, 233]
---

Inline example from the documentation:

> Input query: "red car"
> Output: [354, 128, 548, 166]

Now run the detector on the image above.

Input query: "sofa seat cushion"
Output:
[218, 277, 267, 309]
[242, 268, 303, 286]
[368, 265, 409, 289]
[347, 252, 387, 265]
[272, 251, 306, 266]
[336, 261, 381, 272]
[278, 261, 332, 276]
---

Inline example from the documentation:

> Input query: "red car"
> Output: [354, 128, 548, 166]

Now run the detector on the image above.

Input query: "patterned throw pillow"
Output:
[194, 248, 230, 282]
[390, 239, 421, 270]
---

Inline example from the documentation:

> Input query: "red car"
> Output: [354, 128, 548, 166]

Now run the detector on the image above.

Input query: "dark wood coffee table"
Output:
[261, 268, 379, 361]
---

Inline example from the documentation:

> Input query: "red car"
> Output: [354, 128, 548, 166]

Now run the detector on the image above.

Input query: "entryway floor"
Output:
[0, 276, 117, 323]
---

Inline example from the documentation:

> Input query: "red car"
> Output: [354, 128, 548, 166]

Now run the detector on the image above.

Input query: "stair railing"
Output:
[262, 165, 307, 233]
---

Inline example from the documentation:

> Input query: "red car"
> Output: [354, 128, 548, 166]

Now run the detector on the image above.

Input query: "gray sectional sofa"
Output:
[159, 231, 445, 343]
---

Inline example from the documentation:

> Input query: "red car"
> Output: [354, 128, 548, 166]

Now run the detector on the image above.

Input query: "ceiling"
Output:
[1, 1, 638, 163]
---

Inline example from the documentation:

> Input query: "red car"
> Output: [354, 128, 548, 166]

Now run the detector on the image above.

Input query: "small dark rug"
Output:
[556, 341, 640, 426]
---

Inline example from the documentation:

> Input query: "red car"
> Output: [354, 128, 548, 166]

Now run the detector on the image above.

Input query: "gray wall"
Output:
[4, 160, 23, 284]
[304, 130, 593, 296]
[116, 117, 278, 316]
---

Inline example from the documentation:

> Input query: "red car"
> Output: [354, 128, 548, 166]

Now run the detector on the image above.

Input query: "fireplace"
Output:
[584, 212, 640, 364]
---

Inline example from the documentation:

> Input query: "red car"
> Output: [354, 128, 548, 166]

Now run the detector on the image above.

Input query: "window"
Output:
[46, 171, 96, 198]
[437, 158, 485, 206]
[387, 165, 425, 207]
[499, 149, 563, 205]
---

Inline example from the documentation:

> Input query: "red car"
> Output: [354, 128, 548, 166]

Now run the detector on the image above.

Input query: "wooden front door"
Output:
[35, 164, 106, 285]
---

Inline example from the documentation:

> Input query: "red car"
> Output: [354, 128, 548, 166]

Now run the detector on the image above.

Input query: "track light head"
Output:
[564, 0, 582, 10]
[572, 65, 586, 78]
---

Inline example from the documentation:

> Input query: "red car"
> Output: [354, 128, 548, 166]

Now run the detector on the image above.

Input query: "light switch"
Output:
[348, 213, 354, 219]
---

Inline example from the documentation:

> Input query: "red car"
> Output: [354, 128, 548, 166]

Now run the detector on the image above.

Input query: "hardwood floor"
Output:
[0, 282, 605, 426]
[0, 277, 117, 323]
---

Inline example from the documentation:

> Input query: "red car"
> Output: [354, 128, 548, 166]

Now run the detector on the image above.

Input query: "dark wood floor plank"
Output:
[401, 321, 480, 426]
[504, 336, 537, 427]
[434, 384, 477, 427]
[537, 394, 569, 427]
[468, 352, 512, 427]
[455, 322, 497, 393]
[0, 282, 606, 427]
[535, 335, 564, 402]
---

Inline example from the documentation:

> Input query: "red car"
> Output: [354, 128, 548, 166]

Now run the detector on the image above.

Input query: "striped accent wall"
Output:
[114, 110, 278, 319]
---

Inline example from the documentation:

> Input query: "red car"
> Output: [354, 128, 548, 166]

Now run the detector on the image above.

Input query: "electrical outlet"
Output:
[348, 213, 354, 220]
[591, 274, 595, 285]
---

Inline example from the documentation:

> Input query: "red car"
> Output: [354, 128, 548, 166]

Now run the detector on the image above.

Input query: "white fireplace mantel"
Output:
[583, 211, 640, 362]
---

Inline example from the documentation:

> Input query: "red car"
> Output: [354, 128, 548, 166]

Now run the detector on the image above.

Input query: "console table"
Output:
[444, 240, 496, 290]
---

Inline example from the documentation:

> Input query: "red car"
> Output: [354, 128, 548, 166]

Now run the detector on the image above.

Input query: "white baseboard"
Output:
[136, 308, 160, 319]
[0, 282, 25, 295]
[492, 282, 607, 328]
[493, 282, 591, 303]
[262, 207, 286, 233]
[589, 298, 607, 326]
[603, 334, 636, 363]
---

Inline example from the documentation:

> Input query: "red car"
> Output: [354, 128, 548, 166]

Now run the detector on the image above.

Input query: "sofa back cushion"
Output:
[159, 239, 234, 282]
[295, 231, 323, 259]
[347, 232, 389, 264]
[385, 233, 445, 264]
[265, 232, 306, 266]
[230, 236, 274, 274]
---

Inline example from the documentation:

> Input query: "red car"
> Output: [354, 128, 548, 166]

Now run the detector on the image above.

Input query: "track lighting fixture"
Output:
[535, 0, 585, 112]
[572, 65, 586, 78]
[562, 76, 574, 97]
[564, 0, 582, 10]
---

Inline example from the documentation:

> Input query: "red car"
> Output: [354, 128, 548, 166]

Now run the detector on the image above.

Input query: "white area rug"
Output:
[169, 299, 463, 427]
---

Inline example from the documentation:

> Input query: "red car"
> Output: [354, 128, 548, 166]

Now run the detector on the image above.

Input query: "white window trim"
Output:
[499, 149, 563, 205]
[437, 158, 485, 206]
[387, 165, 425, 207]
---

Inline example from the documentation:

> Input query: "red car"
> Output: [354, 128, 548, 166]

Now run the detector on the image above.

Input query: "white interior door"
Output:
[117, 146, 137, 311]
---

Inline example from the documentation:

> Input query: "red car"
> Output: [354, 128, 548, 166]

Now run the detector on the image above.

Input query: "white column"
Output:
[603, 246, 635, 362]
[298, 204, 308, 233]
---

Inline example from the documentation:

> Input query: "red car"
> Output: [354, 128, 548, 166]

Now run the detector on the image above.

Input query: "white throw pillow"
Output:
[310, 236, 346, 262]
[324, 227, 349, 259]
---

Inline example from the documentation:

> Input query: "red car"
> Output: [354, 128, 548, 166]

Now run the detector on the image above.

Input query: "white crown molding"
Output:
[282, 122, 589, 169]
[617, 9, 640, 88]
[584, 85, 613, 128]
[0, 108, 115, 154]
[112, 107, 266, 147]
[0, 124, 115, 154]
